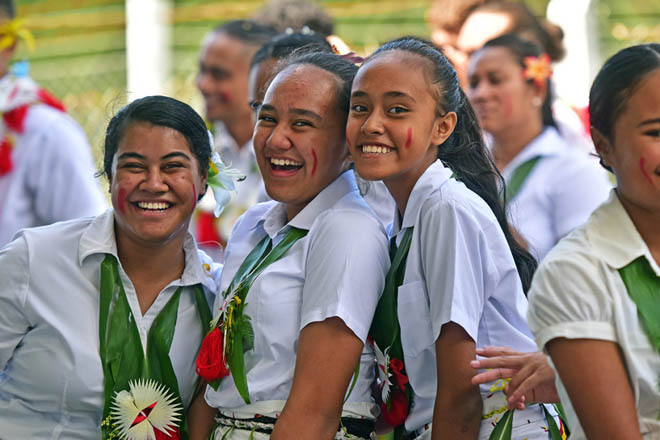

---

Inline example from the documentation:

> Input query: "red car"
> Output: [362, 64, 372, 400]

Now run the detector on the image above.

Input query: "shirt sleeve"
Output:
[25, 107, 107, 224]
[527, 253, 616, 351]
[0, 234, 32, 370]
[300, 209, 389, 343]
[420, 198, 500, 342]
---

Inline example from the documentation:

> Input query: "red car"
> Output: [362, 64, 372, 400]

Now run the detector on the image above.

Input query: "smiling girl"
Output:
[346, 37, 553, 439]
[191, 51, 389, 440]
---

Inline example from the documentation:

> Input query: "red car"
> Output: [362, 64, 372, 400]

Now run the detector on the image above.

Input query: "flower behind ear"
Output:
[207, 152, 246, 217]
[523, 53, 552, 88]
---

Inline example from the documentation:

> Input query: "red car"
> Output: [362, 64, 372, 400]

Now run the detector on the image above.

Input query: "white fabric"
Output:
[204, 171, 389, 425]
[391, 160, 543, 437]
[528, 190, 660, 440]
[354, 173, 396, 227]
[501, 126, 611, 261]
[0, 210, 221, 439]
[0, 88, 107, 248]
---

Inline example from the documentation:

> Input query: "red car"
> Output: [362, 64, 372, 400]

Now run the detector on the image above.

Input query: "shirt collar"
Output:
[587, 189, 660, 275]
[256, 170, 359, 238]
[391, 160, 453, 238]
[502, 127, 563, 177]
[78, 209, 217, 291]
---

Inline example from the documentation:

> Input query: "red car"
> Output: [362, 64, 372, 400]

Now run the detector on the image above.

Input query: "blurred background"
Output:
[13, 0, 660, 170]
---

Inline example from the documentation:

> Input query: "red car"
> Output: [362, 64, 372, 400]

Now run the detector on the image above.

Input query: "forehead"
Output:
[353, 51, 434, 98]
[249, 58, 279, 100]
[468, 46, 519, 75]
[617, 69, 660, 126]
[117, 122, 192, 156]
[200, 32, 250, 68]
[263, 64, 339, 112]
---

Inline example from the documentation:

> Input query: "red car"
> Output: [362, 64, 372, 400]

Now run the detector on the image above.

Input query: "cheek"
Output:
[114, 187, 127, 215]
[311, 148, 318, 176]
[405, 127, 412, 149]
[503, 95, 513, 117]
[640, 157, 654, 185]
[219, 90, 231, 103]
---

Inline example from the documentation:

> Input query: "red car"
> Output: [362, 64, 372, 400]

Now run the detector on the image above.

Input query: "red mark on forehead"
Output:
[311, 149, 318, 176]
[116, 188, 127, 214]
[405, 127, 412, 149]
[640, 158, 654, 185]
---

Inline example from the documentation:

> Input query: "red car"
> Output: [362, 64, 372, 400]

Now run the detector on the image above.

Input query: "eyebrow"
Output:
[638, 118, 660, 127]
[162, 152, 192, 161]
[351, 90, 416, 102]
[117, 152, 145, 161]
[290, 108, 322, 121]
[117, 152, 192, 161]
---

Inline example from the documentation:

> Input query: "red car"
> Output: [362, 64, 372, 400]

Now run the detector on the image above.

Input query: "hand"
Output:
[470, 346, 559, 410]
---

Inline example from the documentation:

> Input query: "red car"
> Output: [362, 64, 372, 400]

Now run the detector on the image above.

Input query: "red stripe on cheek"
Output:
[116, 188, 127, 214]
[640, 158, 654, 185]
[311, 149, 318, 176]
[405, 127, 412, 149]
[219, 91, 231, 102]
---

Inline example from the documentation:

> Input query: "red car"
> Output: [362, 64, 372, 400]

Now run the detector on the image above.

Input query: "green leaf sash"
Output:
[204, 227, 308, 404]
[504, 156, 542, 203]
[99, 254, 211, 438]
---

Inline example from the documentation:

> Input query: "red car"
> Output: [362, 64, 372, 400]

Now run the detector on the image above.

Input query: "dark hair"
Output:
[213, 20, 278, 47]
[102, 95, 211, 182]
[0, 0, 14, 19]
[250, 32, 333, 68]
[367, 37, 537, 292]
[253, 0, 334, 37]
[471, 1, 564, 62]
[281, 51, 358, 125]
[481, 34, 556, 128]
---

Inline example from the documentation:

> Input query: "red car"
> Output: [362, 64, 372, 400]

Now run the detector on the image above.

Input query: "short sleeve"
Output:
[300, 209, 389, 342]
[420, 199, 493, 342]
[0, 234, 32, 370]
[528, 254, 616, 351]
[26, 107, 107, 224]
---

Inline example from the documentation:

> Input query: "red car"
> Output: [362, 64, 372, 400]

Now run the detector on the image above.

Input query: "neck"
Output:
[384, 155, 436, 222]
[491, 119, 544, 171]
[618, 190, 660, 266]
[223, 115, 254, 149]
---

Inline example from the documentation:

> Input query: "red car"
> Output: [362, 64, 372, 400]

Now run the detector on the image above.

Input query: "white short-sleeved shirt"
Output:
[528, 190, 660, 439]
[0, 210, 221, 439]
[501, 127, 611, 261]
[391, 160, 539, 434]
[204, 171, 389, 419]
[0, 100, 107, 248]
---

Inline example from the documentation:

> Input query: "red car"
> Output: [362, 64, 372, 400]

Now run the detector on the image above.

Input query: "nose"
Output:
[361, 108, 385, 135]
[140, 167, 169, 193]
[265, 124, 293, 151]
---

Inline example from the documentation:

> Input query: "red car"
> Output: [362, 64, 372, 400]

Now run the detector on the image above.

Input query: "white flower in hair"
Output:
[372, 340, 392, 403]
[110, 379, 182, 440]
[206, 144, 246, 217]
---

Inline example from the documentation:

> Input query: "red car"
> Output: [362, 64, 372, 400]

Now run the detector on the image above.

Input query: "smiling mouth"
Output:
[135, 201, 172, 212]
[361, 145, 395, 154]
[270, 157, 303, 171]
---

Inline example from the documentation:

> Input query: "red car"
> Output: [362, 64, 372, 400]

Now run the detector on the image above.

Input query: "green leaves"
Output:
[488, 409, 514, 440]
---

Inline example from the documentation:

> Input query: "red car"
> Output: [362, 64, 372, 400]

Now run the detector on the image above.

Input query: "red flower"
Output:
[381, 388, 408, 427]
[196, 327, 230, 382]
[0, 137, 12, 175]
[154, 426, 180, 439]
[389, 358, 409, 391]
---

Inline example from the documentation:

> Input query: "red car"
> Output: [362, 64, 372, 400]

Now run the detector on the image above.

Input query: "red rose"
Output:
[381, 388, 409, 427]
[389, 358, 409, 391]
[154, 426, 180, 439]
[196, 327, 230, 382]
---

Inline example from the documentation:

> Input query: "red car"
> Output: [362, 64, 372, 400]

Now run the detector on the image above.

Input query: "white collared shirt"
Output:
[204, 171, 389, 418]
[391, 160, 538, 434]
[0, 102, 108, 248]
[528, 190, 660, 439]
[0, 210, 221, 439]
[501, 127, 611, 261]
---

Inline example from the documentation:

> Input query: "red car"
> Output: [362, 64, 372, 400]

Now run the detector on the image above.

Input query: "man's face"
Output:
[196, 32, 254, 124]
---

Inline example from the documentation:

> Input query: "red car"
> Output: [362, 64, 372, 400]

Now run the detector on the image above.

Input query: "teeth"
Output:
[137, 202, 170, 210]
[362, 145, 393, 154]
[270, 158, 303, 166]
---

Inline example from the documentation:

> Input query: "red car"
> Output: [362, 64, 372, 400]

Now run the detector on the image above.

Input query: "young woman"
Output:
[0, 96, 223, 438]
[467, 35, 611, 260]
[527, 43, 660, 439]
[190, 51, 389, 439]
[346, 37, 552, 439]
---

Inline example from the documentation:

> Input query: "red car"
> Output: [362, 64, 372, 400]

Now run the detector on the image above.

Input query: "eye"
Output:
[387, 106, 408, 115]
[163, 162, 185, 170]
[258, 114, 276, 124]
[293, 120, 312, 127]
[120, 161, 144, 171]
[249, 101, 261, 112]
[468, 77, 479, 89]
[642, 129, 660, 138]
[350, 104, 368, 113]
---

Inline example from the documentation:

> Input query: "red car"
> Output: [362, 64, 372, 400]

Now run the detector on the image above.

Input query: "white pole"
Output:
[546, 0, 600, 108]
[125, 0, 171, 102]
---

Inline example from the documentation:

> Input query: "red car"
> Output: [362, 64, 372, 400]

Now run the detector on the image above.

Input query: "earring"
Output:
[532, 97, 542, 107]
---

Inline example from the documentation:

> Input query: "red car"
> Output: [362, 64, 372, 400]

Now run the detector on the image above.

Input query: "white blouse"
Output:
[204, 171, 389, 419]
[501, 127, 611, 261]
[528, 190, 660, 439]
[391, 160, 541, 436]
[0, 210, 221, 439]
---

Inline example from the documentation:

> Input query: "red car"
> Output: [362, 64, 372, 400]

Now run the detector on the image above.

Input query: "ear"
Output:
[198, 168, 209, 200]
[431, 111, 458, 146]
[531, 79, 547, 106]
[590, 126, 614, 171]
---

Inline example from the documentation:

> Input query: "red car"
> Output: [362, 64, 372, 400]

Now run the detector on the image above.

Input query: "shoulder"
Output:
[311, 190, 387, 240]
[20, 105, 89, 153]
[232, 200, 277, 233]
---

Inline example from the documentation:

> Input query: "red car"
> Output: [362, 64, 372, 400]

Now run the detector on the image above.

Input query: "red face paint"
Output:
[116, 188, 127, 214]
[640, 158, 654, 185]
[311, 149, 318, 176]
[219, 91, 231, 103]
[405, 127, 412, 149]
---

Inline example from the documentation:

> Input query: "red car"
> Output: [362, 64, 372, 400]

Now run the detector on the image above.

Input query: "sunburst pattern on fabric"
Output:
[110, 379, 182, 440]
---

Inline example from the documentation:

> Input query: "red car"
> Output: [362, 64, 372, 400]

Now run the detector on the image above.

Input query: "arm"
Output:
[188, 387, 218, 440]
[470, 346, 558, 410]
[432, 322, 482, 440]
[546, 338, 641, 440]
[271, 317, 363, 440]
